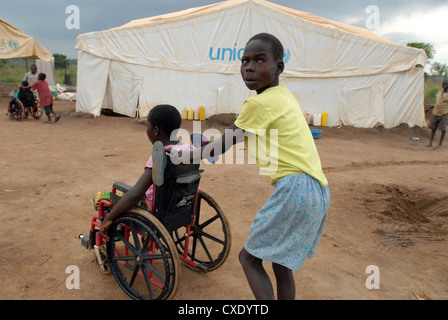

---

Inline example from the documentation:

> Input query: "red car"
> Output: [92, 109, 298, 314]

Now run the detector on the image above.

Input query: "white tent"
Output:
[75, 0, 427, 128]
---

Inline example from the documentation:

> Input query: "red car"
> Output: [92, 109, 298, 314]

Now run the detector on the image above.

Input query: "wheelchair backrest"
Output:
[152, 158, 203, 232]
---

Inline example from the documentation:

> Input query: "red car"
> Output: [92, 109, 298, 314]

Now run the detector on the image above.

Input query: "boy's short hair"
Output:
[247, 33, 284, 62]
[22, 81, 29, 86]
[147, 104, 181, 137]
[38, 73, 46, 81]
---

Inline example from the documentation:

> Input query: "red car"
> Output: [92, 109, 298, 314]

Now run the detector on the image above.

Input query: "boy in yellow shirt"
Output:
[181, 33, 330, 300]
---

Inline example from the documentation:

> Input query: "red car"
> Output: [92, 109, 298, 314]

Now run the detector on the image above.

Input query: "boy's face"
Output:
[240, 39, 284, 94]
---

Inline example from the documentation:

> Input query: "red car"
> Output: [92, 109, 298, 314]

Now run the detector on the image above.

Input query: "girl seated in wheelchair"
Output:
[18, 81, 34, 117]
[99, 104, 190, 241]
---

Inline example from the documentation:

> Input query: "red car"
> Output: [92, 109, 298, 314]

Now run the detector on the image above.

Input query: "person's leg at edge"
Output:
[50, 106, 61, 122]
[272, 262, 296, 300]
[44, 105, 52, 122]
[438, 130, 446, 148]
[239, 248, 275, 300]
[427, 129, 436, 147]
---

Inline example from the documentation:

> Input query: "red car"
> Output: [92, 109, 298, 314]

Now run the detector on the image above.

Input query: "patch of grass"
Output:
[424, 77, 442, 105]
[0, 58, 77, 86]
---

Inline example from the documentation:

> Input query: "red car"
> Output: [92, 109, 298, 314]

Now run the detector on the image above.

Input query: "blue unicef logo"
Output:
[8, 39, 20, 50]
[209, 44, 291, 63]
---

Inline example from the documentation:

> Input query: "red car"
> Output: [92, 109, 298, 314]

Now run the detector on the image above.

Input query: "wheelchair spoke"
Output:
[198, 236, 213, 263]
[201, 230, 225, 245]
[141, 234, 152, 251]
[128, 264, 140, 288]
[129, 221, 142, 251]
[143, 260, 165, 284]
[199, 214, 219, 229]
[112, 255, 135, 262]
[141, 264, 155, 300]
[116, 231, 138, 255]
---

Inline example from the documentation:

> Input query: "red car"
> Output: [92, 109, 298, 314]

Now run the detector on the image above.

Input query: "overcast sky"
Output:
[1, 0, 447, 67]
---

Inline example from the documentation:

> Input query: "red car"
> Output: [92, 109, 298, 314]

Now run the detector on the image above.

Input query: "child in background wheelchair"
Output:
[6, 81, 42, 120]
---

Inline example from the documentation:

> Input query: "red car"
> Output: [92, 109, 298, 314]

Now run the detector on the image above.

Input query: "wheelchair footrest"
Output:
[196, 263, 209, 274]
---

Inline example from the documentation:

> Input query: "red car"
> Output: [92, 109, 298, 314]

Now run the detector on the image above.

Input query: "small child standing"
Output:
[24, 64, 39, 86]
[185, 33, 330, 300]
[31, 73, 60, 124]
[427, 78, 448, 148]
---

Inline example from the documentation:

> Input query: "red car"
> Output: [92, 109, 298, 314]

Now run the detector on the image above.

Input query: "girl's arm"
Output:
[181, 123, 245, 163]
[100, 168, 153, 241]
[203, 123, 245, 157]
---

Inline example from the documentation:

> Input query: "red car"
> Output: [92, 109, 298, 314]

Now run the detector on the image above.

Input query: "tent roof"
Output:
[114, 0, 394, 45]
[76, 0, 427, 77]
[0, 18, 52, 61]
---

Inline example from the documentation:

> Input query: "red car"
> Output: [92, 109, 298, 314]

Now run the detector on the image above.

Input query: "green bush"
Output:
[424, 77, 442, 105]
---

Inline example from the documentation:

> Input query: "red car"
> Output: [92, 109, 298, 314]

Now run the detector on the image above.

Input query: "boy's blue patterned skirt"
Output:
[244, 173, 330, 271]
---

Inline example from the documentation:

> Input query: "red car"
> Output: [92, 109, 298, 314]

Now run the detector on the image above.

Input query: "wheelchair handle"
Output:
[165, 146, 182, 164]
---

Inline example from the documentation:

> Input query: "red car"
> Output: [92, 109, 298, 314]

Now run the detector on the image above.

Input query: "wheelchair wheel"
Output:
[9, 99, 23, 120]
[31, 102, 43, 119]
[106, 208, 181, 300]
[172, 190, 231, 272]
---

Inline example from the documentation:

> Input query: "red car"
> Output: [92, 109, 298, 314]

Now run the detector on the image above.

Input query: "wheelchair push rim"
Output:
[106, 209, 181, 300]
[171, 190, 231, 272]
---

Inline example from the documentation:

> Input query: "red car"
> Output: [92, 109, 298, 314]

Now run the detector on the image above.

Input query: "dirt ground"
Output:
[0, 96, 447, 300]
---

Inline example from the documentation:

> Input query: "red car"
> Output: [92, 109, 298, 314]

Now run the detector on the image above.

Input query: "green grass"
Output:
[0, 59, 77, 86]
[424, 76, 443, 105]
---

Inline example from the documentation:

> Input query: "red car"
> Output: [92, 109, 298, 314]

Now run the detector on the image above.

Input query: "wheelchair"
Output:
[7, 91, 42, 121]
[79, 139, 231, 300]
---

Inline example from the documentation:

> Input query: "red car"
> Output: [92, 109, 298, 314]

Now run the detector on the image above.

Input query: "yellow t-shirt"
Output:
[235, 85, 328, 187]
